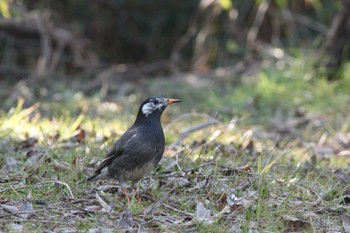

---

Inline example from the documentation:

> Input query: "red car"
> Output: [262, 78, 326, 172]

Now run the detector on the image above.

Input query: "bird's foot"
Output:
[120, 188, 143, 206]
[136, 191, 142, 205]
[121, 187, 131, 204]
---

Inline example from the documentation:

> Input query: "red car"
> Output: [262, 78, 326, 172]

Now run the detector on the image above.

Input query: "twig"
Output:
[171, 119, 220, 146]
[164, 113, 217, 132]
[95, 192, 112, 212]
[143, 188, 175, 215]
[53, 180, 75, 199]
[163, 204, 193, 217]
[0, 180, 75, 199]
[0, 219, 69, 224]
[0, 206, 45, 219]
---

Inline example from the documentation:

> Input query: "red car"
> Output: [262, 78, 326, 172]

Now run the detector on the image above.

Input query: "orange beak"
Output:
[167, 98, 182, 104]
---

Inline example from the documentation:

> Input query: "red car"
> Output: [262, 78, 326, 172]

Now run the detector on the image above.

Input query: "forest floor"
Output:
[1, 57, 350, 232]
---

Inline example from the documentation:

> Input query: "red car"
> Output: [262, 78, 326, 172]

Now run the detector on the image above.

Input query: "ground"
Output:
[1, 57, 350, 232]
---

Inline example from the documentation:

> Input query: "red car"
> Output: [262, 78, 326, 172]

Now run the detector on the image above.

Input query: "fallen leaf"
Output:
[25, 149, 47, 170]
[118, 206, 134, 229]
[96, 185, 119, 193]
[195, 202, 211, 221]
[18, 201, 33, 219]
[282, 215, 312, 232]
[1, 204, 18, 214]
[342, 214, 350, 233]
[88, 227, 113, 233]
[7, 224, 23, 232]
[15, 137, 38, 149]
[84, 205, 101, 212]
[53, 160, 71, 171]
[95, 193, 112, 212]
[216, 193, 227, 211]
[64, 125, 86, 143]
[167, 177, 192, 188]
[72, 155, 85, 172]
[334, 168, 350, 184]
[1, 157, 20, 173]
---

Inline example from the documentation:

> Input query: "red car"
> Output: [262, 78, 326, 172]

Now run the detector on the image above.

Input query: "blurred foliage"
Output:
[22, 0, 200, 63]
[0, 0, 10, 18]
[0, 0, 345, 70]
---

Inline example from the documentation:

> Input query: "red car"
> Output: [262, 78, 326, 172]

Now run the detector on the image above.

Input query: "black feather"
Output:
[85, 96, 179, 184]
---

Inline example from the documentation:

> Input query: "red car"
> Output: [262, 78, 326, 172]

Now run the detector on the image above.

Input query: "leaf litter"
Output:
[0, 109, 350, 231]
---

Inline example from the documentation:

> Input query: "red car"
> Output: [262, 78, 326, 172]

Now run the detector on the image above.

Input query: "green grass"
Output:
[1, 57, 350, 231]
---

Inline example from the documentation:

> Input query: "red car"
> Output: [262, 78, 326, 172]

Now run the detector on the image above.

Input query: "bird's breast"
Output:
[121, 161, 155, 182]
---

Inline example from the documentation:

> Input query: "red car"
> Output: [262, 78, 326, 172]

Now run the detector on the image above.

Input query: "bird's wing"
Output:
[107, 124, 165, 172]
[86, 128, 138, 182]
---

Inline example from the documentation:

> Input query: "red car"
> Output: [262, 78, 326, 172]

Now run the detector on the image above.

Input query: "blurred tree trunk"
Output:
[325, 0, 350, 79]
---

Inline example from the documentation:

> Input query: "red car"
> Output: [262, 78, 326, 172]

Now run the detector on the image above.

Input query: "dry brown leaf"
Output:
[216, 193, 227, 211]
[15, 137, 38, 149]
[282, 215, 312, 232]
[65, 125, 86, 143]
[71, 155, 85, 172]
[24, 148, 47, 170]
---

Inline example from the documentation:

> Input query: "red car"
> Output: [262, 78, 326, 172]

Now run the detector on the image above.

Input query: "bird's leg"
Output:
[119, 183, 131, 204]
[132, 181, 142, 205]
[122, 187, 131, 204]
[136, 191, 142, 204]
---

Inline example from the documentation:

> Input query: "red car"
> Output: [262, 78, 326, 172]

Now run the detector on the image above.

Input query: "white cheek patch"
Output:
[142, 102, 164, 117]
[142, 102, 155, 117]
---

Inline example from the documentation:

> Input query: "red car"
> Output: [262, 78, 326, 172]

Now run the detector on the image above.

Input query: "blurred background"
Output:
[0, 0, 349, 121]
[1, 3, 350, 231]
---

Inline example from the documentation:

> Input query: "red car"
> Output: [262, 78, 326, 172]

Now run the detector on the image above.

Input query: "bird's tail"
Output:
[86, 172, 101, 182]
[78, 166, 109, 184]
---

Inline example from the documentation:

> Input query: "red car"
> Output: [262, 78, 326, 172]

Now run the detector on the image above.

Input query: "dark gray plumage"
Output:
[86, 96, 181, 185]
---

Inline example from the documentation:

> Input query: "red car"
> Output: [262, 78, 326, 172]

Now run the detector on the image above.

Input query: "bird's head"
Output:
[134, 97, 181, 124]
[140, 96, 181, 117]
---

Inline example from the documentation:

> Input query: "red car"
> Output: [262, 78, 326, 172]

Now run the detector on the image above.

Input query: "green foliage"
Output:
[0, 0, 10, 18]
[219, 0, 233, 11]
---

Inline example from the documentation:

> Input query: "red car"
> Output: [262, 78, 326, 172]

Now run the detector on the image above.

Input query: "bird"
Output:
[85, 96, 181, 200]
